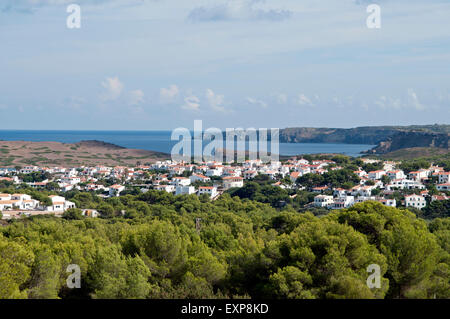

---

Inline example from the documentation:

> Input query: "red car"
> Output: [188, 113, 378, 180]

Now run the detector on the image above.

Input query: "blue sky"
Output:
[0, 0, 449, 130]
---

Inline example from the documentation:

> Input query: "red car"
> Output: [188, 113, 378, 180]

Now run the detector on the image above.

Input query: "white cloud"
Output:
[188, 0, 292, 22]
[275, 93, 287, 104]
[407, 88, 425, 111]
[246, 97, 267, 108]
[100, 76, 123, 101]
[373, 90, 426, 111]
[374, 96, 387, 109]
[206, 89, 226, 112]
[128, 89, 144, 106]
[182, 95, 200, 111]
[296, 94, 314, 106]
[160, 85, 179, 103]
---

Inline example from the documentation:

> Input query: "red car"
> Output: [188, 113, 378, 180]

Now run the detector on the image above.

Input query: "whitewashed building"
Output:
[404, 194, 426, 210]
[198, 186, 218, 198]
[314, 195, 334, 208]
[175, 186, 196, 195]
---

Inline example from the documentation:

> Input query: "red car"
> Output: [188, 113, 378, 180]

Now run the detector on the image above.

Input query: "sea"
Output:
[0, 130, 374, 158]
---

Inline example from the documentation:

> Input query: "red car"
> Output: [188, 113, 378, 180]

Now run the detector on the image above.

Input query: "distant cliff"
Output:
[280, 127, 396, 144]
[280, 124, 450, 145]
[365, 131, 449, 154]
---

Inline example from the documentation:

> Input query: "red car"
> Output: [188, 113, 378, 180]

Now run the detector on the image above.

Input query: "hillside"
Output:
[280, 124, 449, 154]
[377, 147, 450, 160]
[0, 140, 169, 167]
[280, 124, 450, 144]
[365, 131, 449, 155]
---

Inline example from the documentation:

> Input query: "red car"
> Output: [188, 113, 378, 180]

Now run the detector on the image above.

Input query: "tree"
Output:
[381, 175, 390, 185]
[27, 248, 61, 299]
[264, 216, 389, 299]
[63, 208, 84, 220]
[88, 246, 152, 299]
[421, 200, 450, 219]
[331, 202, 441, 298]
[96, 202, 115, 218]
[296, 173, 325, 188]
[45, 182, 60, 192]
[0, 235, 34, 299]
[0, 189, 448, 300]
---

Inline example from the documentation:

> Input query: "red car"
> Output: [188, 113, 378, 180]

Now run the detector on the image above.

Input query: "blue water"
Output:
[0, 130, 374, 157]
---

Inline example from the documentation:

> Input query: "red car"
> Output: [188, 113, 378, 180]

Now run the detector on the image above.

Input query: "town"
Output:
[0, 155, 449, 220]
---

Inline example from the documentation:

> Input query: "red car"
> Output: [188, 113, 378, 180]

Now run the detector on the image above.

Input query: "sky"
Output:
[0, 0, 449, 130]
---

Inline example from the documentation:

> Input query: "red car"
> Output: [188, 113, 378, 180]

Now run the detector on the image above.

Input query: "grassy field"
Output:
[377, 147, 449, 160]
[0, 140, 169, 167]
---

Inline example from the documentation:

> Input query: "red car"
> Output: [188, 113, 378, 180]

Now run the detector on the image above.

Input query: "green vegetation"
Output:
[296, 169, 360, 189]
[18, 172, 51, 183]
[380, 150, 450, 167]
[0, 191, 448, 299]
[420, 200, 450, 220]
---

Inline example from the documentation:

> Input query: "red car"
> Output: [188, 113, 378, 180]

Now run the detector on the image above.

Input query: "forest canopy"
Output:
[0, 191, 449, 299]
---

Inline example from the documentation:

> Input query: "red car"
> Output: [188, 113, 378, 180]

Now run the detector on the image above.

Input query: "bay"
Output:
[0, 130, 374, 157]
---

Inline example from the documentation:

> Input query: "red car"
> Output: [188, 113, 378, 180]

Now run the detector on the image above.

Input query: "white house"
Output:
[355, 196, 377, 203]
[295, 166, 311, 175]
[437, 183, 450, 192]
[46, 195, 76, 212]
[438, 172, 450, 184]
[279, 166, 291, 176]
[408, 170, 429, 181]
[368, 170, 386, 180]
[332, 196, 355, 209]
[378, 199, 397, 207]
[261, 170, 278, 180]
[189, 174, 211, 184]
[222, 176, 244, 190]
[20, 166, 40, 174]
[154, 185, 175, 193]
[387, 170, 405, 180]
[60, 176, 81, 185]
[404, 194, 426, 209]
[82, 209, 99, 218]
[223, 167, 242, 177]
[314, 195, 334, 208]
[205, 168, 222, 177]
[353, 170, 367, 178]
[351, 185, 376, 197]
[109, 184, 125, 197]
[0, 193, 39, 211]
[59, 183, 74, 192]
[198, 186, 218, 198]
[175, 186, 196, 195]
[243, 170, 258, 180]
[333, 188, 348, 198]
[386, 179, 425, 191]
[296, 158, 310, 165]
[171, 177, 191, 186]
